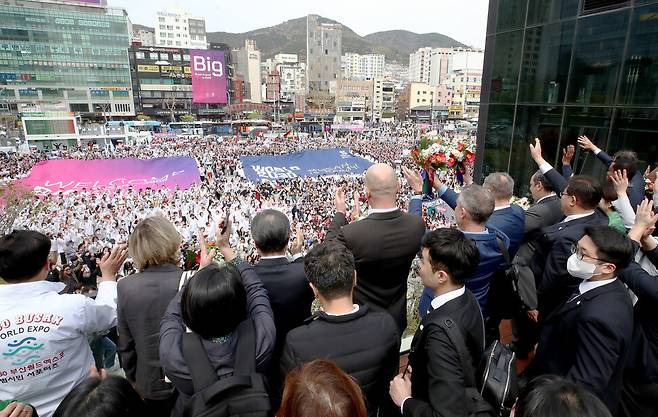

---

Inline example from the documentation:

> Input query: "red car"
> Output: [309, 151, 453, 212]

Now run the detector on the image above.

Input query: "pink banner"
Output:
[190, 49, 227, 104]
[20, 157, 201, 196]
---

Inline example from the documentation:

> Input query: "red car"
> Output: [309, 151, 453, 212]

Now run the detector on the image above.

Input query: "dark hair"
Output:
[421, 228, 479, 284]
[583, 226, 634, 269]
[565, 176, 602, 210]
[531, 170, 555, 193]
[613, 150, 637, 162]
[251, 209, 290, 253]
[601, 180, 619, 203]
[514, 375, 612, 417]
[0, 230, 52, 282]
[279, 359, 367, 417]
[611, 157, 637, 180]
[53, 375, 149, 417]
[304, 242, 355, 300]
[181, 263, 247, 339]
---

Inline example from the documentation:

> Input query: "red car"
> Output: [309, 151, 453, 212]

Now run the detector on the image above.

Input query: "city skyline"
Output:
[109, 0, 488, 48]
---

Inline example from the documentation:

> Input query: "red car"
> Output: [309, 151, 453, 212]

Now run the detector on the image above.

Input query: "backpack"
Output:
[435, 317, 518, 417]
[182, 320, 271, 417]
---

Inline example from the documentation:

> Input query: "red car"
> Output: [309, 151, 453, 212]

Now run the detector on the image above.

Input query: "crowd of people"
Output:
[1, 126, 657, 417]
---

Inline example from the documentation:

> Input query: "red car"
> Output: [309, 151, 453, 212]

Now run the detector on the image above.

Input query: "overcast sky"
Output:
[108, 0, 489, 48]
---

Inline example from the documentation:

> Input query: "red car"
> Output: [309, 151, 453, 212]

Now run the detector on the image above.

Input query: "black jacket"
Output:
[531, 279, 634, 411]
[253, 256, 313, 351]
[325, 210, 426, 333]
[530, 209, 609, 316]
[280, 305, 400, 417]
[513, 195, 563, 310]
[117, 264, 181, 400]
[403, 290, 485, 417]
[619, 244, 658, 383]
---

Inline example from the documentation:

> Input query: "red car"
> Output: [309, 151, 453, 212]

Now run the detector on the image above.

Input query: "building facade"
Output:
[154, 9, 206, 49]
[306, 15, 342, 93]
[335, 79, 372, 122]
[129, 44, 232, 119]
[341, 53, 385, 80]
[0, 0, 134, 117]
[476, 0, 658, 193]
[408, 47, 432, 84]
[132, 29, 155, 47]
[234, 39, 261, 103]
[372, 77, 396, 121]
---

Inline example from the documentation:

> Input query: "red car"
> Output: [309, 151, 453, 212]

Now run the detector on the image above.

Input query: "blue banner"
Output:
[240, 148, 374, 182]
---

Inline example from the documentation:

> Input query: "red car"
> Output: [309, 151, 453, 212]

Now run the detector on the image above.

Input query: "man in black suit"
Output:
[326, 163, 426, 334]
[529, 226, 634, 412]
[618, 200, 658, 417]
[281, 242, 400, 417]
[529, 139, 609, 317]
[250, 209, 314, 396]
[511, 170, 563, 356]
[389, 228, 485, 417]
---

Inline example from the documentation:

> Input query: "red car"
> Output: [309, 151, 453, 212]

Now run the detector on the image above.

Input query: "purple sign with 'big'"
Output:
[190, 49, 228, 104]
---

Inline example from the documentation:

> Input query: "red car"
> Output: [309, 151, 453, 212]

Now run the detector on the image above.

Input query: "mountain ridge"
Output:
[133, 15, 467, 64]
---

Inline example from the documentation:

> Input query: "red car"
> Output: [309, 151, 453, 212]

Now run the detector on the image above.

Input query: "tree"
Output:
[0, 182, 37, 235]
[180, 113, 196, 122]
[163, 87, 179, 123]
[136, 114, 151, 122]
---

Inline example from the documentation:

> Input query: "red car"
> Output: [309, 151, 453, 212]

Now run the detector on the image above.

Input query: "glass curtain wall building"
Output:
[475, 0, 658, 195]
[0, 0, 133, 117]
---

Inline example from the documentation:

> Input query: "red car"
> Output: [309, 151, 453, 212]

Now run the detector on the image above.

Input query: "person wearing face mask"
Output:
[525, 226, 634, 413]
[528, 139, 610, 318]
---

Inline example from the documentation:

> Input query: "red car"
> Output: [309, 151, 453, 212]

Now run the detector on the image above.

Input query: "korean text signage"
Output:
[240, 148, 373, 182]
[190, 49, 227, 104]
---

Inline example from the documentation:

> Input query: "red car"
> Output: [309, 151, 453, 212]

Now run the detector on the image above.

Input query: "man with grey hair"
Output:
[483, 172, 526, 258]
[326, 163, 426, 334]
[250, 209, 314, 400]
[404, 169, 509, 324]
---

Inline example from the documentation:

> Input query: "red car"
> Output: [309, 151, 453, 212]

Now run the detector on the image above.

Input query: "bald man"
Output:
[326, 163, 426, 334]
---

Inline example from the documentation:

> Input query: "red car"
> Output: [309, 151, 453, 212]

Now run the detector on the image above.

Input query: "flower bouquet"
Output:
[410, 132, 476, 194]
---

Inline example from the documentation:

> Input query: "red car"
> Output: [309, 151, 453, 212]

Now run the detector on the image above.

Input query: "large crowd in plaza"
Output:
[1, 123, 658, 417]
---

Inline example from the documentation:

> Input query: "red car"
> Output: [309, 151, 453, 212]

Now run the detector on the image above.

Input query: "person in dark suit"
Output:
[250, 209, 314, 400]
[325, 163, 426, 334]
[529, 139, 610, 317]
[511, 170, 563, 357]
[404, 168, 509, 323]
[280, 242, 400, 417]
[117, 216, 182, 417]
[618, 200, 658, 417]
[389, 228, 485, 417]
[528, 226, 635, 412]
[483, 172, 526, 258]
[574, 135, 646, 208]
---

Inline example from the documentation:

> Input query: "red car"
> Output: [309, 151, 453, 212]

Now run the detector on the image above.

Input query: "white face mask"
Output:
[566, 253, 598, 280]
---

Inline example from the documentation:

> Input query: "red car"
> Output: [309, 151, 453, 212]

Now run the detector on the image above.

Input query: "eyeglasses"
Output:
[570, 243, 610, 263]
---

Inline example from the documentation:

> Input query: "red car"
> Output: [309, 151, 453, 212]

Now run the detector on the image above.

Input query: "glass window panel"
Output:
[567, 10, 629, 105]
[560, 106, 613, 179]
[510, 105, 563, 194]
[527, 0, 580, 25]
[488, 30, 524, 103]
[481, 104, 515, 176]
[619, 4, 658, 106]
[608, 107, 658, 170]
[518, 21, 575, 104]
[496, 0, 529, 32]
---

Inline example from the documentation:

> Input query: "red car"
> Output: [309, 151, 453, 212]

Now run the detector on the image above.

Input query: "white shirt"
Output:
[493, 205, 511, 211]
[578, 277, 617, 296]
[325, 304, 360, 316]
[536, 193, 556, 204]
[368, 207, 398, 215]
[429, 286, 466, 311]
[0, 280, 118, 417]
[562, 212, 595, 223]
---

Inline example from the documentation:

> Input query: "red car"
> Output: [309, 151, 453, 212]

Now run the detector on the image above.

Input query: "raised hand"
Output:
[335, 187, 347, 214]
[610, 169, 629, 197]
[402, 166, 423, 194]
[577, 135, 598, 152]
[635, 199, 658, 230]
[351, 192, 361, 220]
[529, 138, 546, 165]
[98, 243, 128, 281]
[561, 144, 575, 166]
[290, 224, 304, 255]
[197, 229, 216, 269]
